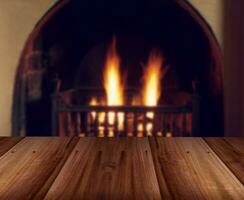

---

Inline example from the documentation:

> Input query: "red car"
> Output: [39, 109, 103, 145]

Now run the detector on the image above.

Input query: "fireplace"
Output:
[13, 0, 223, 136]
[52, 38, 200, 137]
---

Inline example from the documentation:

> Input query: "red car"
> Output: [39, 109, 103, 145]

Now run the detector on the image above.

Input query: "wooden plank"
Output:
[0, 137, 23, 157]
[149, 137, 244, 200]
[0, 137, 78, 200]
[45, 137, 162, 200]
[204, 137, 244, 185]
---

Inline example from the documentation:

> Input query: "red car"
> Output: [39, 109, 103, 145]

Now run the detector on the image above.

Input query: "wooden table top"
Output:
[0, 137, 243, 200]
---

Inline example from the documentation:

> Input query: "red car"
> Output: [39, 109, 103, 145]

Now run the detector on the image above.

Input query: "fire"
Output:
[103, 37, 124, 131]
[139, 50, 165, 135]
[88, 40, 172, 137]
[142, 50, 164, 120]
[142, 50, 163, 107]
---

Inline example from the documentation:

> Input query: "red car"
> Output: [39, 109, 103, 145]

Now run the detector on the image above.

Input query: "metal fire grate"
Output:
[52, 87, 200, 137]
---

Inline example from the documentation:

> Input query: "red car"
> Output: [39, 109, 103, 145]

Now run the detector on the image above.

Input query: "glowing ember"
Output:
[103, 37, 125, 131]
[146, 122, 153, 136]
[89, 97, 106, 136]
[89, 97, 98, 120]
[157, 131, 163, 137]
[166, 132, 172, 138]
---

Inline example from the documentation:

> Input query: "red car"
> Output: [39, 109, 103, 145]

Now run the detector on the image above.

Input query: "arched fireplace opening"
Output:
[12, 0, 223, 136]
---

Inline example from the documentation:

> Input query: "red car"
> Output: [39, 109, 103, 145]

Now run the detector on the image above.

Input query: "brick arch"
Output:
[12, 0, 70, 135]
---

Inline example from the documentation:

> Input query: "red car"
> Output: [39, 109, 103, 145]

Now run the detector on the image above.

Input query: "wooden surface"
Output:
[0, 137, 243, 199]
[204, 137, 244, 185]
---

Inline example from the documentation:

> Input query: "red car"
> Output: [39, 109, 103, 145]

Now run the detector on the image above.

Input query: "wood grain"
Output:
[149, 137, 244, 200]
[0, 137, 78, 200]
[45, 137, 161, 200]
[0, 137, 243, 199]
[204, 137, 244, 185]
[0, 137, 23, 156]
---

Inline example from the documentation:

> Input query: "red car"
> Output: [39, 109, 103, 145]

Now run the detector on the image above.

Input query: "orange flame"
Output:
[141, 50, 164, 134]
[142, 50, 164, 107]
[103, 37, 124, 131]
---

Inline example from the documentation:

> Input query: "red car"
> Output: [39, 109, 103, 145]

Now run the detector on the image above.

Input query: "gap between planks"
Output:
[0, 137, 79, 200]
[204, 137, 244, 185]
[0, 137, 24, 157]
[148, 137, 244, 200]
[0, 137, 243, 200]
[44, 137, 163, 200]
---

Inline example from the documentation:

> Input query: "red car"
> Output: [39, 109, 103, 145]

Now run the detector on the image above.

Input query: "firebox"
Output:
[13, 0, 224, 137]
[52, 38, 200, 137]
